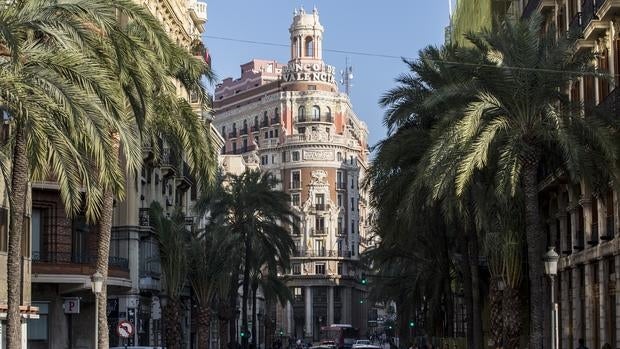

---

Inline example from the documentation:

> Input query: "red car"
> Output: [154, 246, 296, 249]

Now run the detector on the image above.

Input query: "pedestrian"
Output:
[577, 338, 588, 349]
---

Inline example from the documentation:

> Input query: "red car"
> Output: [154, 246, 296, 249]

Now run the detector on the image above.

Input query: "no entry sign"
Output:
[116, 320, 134, 339]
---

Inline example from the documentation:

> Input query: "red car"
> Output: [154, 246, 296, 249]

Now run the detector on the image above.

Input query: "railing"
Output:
[292, 249, 352, 258]
[568, 12, 583, 37]
[139, 208, 150, 227]
[32, 251, 129, 269]
[315, 204, 326, 211]
[161, 148, 175, 168]
[260, 139, 279, 148]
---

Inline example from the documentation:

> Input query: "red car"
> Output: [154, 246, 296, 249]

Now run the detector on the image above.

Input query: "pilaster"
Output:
[585, 263, 594, 348]
[572, 267, 583, 342]
[561, 269, 571, 349]
[305, 287, 313, 339]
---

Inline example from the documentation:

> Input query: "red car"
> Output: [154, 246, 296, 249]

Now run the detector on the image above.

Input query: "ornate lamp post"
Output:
[544, 247, 559, 349]
[91, 272, 104, 349]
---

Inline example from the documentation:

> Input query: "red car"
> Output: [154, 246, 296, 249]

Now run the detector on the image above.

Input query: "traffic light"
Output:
[240, 330, 246, 338]
[408, 321, 415, 328]
[361, 273, 368, 285]
[279, 330, 284, 336]
[388, 325, 393, 330]
[359, 299, 364, 304]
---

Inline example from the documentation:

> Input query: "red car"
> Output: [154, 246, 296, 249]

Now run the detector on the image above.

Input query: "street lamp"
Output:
[544, 247, 559, 349]
[91, 272, 104, 349]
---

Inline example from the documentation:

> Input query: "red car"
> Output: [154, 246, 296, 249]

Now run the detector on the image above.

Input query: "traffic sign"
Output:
[116, 320, 134, 338]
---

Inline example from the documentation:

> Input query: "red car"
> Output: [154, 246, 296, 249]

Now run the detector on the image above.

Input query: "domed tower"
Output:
[290, 6, 323, 62]
[282, 7, 336, 91]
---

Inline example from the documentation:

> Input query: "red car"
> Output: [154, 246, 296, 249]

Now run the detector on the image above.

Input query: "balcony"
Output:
[188, 0, 207, 25]
[292, 249, 352, 258]
[315, 204, 326, 211]
[32, 251, 129, 278]
[522, 0, 555, 18]
[596, 0, 620, 21]
[160, 148, 177, 178]
[297, 115, 333, 123]
[175, 161, 193, 191]
[139, 208, 150, 227]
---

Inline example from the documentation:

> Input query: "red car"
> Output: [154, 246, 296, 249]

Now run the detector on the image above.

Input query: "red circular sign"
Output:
[116, 320, 134, 338]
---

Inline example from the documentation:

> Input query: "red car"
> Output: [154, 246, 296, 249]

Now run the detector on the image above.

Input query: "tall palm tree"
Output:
[188, 225, 236, 349]
[0, 2, 147, 346]
[423, 15, 619, 347]
[150, 201, 190, 349]
[201, 170, 295, 349]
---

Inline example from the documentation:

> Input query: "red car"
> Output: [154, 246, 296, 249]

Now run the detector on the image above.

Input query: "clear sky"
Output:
[203, 1, 451, 148]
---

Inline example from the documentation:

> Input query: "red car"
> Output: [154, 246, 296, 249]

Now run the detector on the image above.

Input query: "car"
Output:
[352, 340, 381, 349]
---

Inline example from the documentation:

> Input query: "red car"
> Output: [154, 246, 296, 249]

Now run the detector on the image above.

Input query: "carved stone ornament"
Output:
[311, 170, 328, 185]
[303, 149, 334, 161]
[306, 128, 330, 142]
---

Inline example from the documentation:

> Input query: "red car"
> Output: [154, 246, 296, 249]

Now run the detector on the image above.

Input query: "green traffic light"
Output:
[408, 321, 415, 328]
[361, 279, 368, 285]
[359, 299, 364, 304]
[240, 331, 246, 337]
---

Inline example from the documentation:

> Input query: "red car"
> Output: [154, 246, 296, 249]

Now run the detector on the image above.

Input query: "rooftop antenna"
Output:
[340, 57, 354, 96]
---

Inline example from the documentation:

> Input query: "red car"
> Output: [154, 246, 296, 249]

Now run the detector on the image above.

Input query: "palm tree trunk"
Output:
[502, 286, 521, 349]
[242, 235, 251, 349]
[197, 305, 211, 349]
[6, 125, 28, 349]
[456, 230, 474, 349]
[229, 276, 238, 349]
[164, 298, 183, 349]
[523, 162, 545, 349]
[251, 282, 258, 349]
[468, 229, 483, 349]
[489, 277, 503, 347]
[95, 190, 114, 349]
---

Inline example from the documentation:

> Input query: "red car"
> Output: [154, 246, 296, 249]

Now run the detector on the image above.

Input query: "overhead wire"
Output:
[205, 34, 616, 78]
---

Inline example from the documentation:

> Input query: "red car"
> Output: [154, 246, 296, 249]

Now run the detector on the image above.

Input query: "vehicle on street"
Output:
[352, 340, 381, 349]
[320, 324, 359, 349]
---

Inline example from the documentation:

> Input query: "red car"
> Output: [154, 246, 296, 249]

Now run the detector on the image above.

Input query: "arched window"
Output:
[312, 105, 320, 121]
[325, 106, 332, 121]
[305, 36, 314, 57]
[298, 106, 306, 121]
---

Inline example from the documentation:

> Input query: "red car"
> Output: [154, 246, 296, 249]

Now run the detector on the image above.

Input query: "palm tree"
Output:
[422, 15, 619, 347]
[201, 170, 295, 349]
[188, 225, 236, 349]
[0, 2, 148, 346]
[150, 201, 190, 349]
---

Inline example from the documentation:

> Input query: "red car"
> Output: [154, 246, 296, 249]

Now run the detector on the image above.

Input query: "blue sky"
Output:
[203, 1, 451, 147]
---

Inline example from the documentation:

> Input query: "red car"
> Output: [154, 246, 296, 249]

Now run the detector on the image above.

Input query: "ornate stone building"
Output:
[517, 1, 620, 348]
[213, 7, 371, 342]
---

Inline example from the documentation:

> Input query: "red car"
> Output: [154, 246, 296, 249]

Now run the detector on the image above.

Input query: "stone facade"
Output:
[213, 7, 371, 343]
[518, 1, 620, 348]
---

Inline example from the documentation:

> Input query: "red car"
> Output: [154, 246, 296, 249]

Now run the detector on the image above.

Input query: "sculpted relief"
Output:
[303, 149, 334, 161]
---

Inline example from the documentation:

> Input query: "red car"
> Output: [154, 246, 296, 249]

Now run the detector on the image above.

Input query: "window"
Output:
[271, 155, 275, 164]
[351, 243, 356, 256]
[351, 177, 355, 189]
[254, 116, 258, 128]
[351, 221, 355, 235]
[292, 263, 301, 275]
[315, 263, 326, 275]
[292, 216, 301, 235]
[269, 130, 274, 138]
[28, 302, 49, 341]
[261, 155, 268, 165]
[337, 152, 342, 161]
[315, 217, 325, 234]
[0, 207, 7, 252]
[264, 132, 269, 139]
[305, 36, 314, 57]
[337, 262, 343, 275]
[292, 151, 300, 161]
[315, 194, 325, 211]
[275, 129, 279, 137]
[242, 139, 248, 151]
[221, 126, 226, 139]
[294, 287, 303, 301]
[337, 194, 343, 208]
[326, 107, 332, 121]
[312, 105, 320, 121]
[298, 127, 306, 134]
[315, 240, 325, 256]
[337, 217, 344, 235]
[232, 142, 237, 154]
[291, 194, 300, 207]
[31, 208, 43, 261]
[291, 171, 301, 189]
[351, 197, 355, 211]
[282, 152, 288, 163]
[275, 107, 280, 117]
[337, 171, 344, 189]
[298, 106, 306, 121]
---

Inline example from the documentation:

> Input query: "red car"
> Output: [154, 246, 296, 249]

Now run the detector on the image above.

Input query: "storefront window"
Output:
[28, 302, 49, 343]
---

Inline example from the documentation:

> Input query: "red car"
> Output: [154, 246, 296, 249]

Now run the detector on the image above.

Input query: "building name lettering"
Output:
[282, 63, 336, 84]
[303, 149, 334, 161]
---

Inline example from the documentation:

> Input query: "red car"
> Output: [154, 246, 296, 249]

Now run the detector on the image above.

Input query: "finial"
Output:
[300, 5, 305, 14]
[313, 6, 318, 15]
[293, 8, 298, 15]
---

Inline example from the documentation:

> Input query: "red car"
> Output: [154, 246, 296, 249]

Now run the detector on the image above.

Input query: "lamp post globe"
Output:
[544, 246, 559, 276]
[91, 271, 104, 294]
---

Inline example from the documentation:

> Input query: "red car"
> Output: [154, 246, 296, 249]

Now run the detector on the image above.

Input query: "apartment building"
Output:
[213, 7, 372, 342]
[518, 1, 620, 348]
[9, 1, 213, 348]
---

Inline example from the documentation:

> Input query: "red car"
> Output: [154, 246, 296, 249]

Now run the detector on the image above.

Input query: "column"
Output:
[561, 270, 571, 349]
[572, 267, 582, 342]
[580, 198, 593, 245]
[327, 287, 334, 325]
[585, 263, 594, 348]
[557, 192, 568, 252]
[286, 301, 293, 337]
[599, 260, 609, 345]
[305, 287, 313, 339]
[569, 202, 579, 251]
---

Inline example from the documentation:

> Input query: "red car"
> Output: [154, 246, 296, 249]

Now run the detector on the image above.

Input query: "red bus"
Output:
[320, 324, 359, 349]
